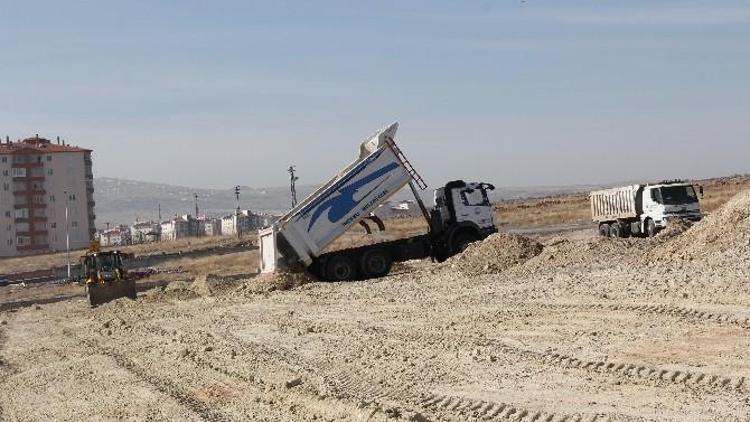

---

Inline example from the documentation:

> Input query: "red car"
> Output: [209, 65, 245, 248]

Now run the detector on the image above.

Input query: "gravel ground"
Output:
[1, 192, 750, 421]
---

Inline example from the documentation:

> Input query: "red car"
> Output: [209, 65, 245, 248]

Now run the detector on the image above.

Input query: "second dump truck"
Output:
[259, 122, 497, 281]
[590, 181, 702, 238]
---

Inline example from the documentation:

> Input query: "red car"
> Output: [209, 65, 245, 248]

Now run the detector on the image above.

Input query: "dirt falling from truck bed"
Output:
[445, 233, 544, 276]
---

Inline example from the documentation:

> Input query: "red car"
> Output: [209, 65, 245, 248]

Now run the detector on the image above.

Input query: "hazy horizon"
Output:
[2, 1, 748, 190]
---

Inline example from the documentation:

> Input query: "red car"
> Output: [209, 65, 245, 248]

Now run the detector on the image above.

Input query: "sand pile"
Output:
[141, 279, 200, 302]
[191, 273, 255, 297]
[655, 220, 692, 240]
[235, 271, 314, 295]
[446, 233, 543, 276]
[657, 190, 750, 266]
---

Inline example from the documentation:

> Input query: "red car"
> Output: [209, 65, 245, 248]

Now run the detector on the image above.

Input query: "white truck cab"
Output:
[433, 181, 496, 235]
[640, 183, 702, 233]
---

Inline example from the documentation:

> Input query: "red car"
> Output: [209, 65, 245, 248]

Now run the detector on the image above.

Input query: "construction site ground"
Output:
[2, 185, 750, 421]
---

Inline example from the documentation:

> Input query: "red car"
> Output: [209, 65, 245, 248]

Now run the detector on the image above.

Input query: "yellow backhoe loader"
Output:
[80, 241, 137, 307]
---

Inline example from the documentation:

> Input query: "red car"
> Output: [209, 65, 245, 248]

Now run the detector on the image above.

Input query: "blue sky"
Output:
[1, 1, 748, 189]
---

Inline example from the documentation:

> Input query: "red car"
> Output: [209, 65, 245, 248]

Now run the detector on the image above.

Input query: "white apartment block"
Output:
[131, 221, 161, 244]
[160, 215, 191, 241]
[0, 136, 95, 257]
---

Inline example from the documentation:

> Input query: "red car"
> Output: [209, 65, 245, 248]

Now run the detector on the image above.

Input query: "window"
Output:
[14, 208, 28, 219]
[49, 195, 55, 203]
[4, 211, 10, 218]
[460, 188, 489, 206]
[37, 156, 42, 163]
[16, 236, 30, 246]
[1, 156, 6, 162]
[51, 222, 56, 229]
[47, 168, 53, 175]
[11, 168, 26, 177]
[2, 170, 7, 176]
[6, 224, 10, 231]
[46, 155, 52, 162]
[2, 183, 8, 191]
[72, 221, 78, 228]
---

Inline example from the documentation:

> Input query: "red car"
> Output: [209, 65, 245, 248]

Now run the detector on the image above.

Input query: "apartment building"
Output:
[99, 225, 131, 247]
[220, 210, 273, 236]
[0, 136, 95, 257]
[131, 221, 161, 244]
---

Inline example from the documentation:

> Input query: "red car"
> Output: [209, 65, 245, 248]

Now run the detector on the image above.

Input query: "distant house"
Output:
[131, 221, 161, 244]
[99, 225, 131, 247]
[221, 210, 262, 236]
[160, 215, 191, 241]
[200, 217, 222, 237]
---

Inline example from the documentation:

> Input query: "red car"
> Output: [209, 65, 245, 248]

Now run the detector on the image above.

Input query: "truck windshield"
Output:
[658, 185, 698, 205]
[461, 188, 489, 206]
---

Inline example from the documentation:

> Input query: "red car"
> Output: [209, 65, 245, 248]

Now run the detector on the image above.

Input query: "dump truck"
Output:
[78, 242, 137, 306]
[259, 122, 497, 281]
[590, 181, 702, 238]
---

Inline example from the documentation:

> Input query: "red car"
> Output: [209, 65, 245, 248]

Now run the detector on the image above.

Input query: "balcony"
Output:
[17, 244, 50, 252]
[14, 216, 47, 223]
[12, 162, 43, 169]
[13, 176, 45, 182]
[17, 229, 48, 236]
[14, 203, 46, 209]
[12, 189, 45, 196]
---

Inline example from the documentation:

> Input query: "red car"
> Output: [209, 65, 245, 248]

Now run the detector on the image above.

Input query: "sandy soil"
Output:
[1, 193, 750, 421]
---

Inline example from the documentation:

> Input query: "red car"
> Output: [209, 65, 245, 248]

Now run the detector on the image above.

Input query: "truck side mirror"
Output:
[699, 185, 704, 199]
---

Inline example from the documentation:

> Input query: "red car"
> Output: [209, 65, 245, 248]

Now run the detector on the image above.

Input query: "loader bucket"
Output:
[86, 280, 137, 307]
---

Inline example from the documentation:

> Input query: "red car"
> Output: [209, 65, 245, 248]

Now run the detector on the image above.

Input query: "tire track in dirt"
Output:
[313, 319, 749, 398]
[140, 322, 435, 420]
[417, 393, 611, 422]
[210, 324, 622, 421]
[534, 302, 750, 329]
[71, 333, 233, 422]
[527, 349, 745, 394]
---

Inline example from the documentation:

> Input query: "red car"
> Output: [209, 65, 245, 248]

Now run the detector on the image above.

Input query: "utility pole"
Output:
[194, 193, 200, 237]
[288, 165, 299, 208]
[157, 203, 162, 242]
[234, 186, 241, 239]
[105, 222, 111, 246]
[64, 190, 70, 280]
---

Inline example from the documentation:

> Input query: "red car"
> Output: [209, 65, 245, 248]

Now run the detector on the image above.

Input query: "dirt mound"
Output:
[446, 233, 543, 276]
[657, 190, 750, 265]
[191, 273, 256, 297]
[655, 220, 692, 240]
[235, 271, 314, 295]
[141, 279, 200, 302]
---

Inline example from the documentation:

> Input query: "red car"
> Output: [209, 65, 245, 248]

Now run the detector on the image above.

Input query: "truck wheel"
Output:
[325, 254, 357, 281]
[598, 224, 610, 237]
[609, 223, 622, 238]
[450, 232, 479, 255]
[646, 219, 658, 237]
[359, 249, 393, 279]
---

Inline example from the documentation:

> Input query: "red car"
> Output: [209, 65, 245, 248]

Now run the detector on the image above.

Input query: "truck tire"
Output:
[325, 254, 357, 281]
[609, 223, 622, 238]
[646, 219, 658, 237]
[598, 223, 610, 237]
[450, 232, 479, 255]
[359, 249, 393, 279]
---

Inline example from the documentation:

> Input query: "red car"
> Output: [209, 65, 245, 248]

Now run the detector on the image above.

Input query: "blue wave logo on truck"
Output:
[307, 162, 400, 231]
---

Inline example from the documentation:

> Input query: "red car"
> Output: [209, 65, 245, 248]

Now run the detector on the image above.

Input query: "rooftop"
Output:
[0, 135, 91, 154]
